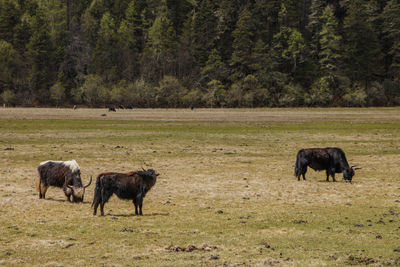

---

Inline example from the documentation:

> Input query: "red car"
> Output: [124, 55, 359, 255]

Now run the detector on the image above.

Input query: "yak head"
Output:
[67, 176, 92, 202]
[343, 165, 361, 183]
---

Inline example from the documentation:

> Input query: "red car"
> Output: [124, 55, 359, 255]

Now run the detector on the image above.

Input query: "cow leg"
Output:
[332, 172, 336, 182]
[302, 167, 307, 180]
[326, 170, 330, 182]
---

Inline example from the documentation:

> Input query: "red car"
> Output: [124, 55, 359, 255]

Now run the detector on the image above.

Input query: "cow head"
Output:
[67, 176, 92, 202]
[343, 165, 361, 183]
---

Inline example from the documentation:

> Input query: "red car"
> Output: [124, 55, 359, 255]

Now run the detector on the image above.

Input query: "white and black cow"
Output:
[37, 160, 92, 202]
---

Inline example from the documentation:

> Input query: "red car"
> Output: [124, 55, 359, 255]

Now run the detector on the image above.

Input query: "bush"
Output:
[182, 89, 204, 107]
[279, 83, 305, 107]
[157, 76, 185, 108]
[80, 75, 108, 107]
[1, 89, 16, 106]
[203, 80, 226, 108]
[342, 84, 367, 107]
[366, 81, 387, 106]
[49, 82, 66, 107]
[305, 77, 333, 106]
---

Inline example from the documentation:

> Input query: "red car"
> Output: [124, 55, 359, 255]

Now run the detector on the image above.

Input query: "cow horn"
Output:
[350, 165, 358, 168]
[142, 167, 146, 171]
[66, 184, 73, 189]
[353, 167, 362, 170]
[84, 176, 92, 188]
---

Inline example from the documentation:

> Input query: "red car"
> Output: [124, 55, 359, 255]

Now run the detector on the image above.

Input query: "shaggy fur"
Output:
[37, 160, 92, 202]
[92, 169, 159, 216]
[294, 147, 359, 182]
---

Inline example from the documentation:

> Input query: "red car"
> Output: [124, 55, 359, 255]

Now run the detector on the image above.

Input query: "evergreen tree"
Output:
[191, 0, 218, 67]
[141, 1, 177, 82]
[201, 48, 229, 83]
[342, 0, 383, 87]
[25, 8, 54, 102]
[382, 0, 400, 80]
[230, 5, 255, 82]
[319, 5, 342, 81]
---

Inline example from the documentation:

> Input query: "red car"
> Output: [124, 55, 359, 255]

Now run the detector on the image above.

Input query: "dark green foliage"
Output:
[0, 0, 399, 107]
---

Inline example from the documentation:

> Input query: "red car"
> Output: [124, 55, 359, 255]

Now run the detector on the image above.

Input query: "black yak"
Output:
[37, 160, 92, 202]
[92, 169, 159, 216]
[294, 147, 361, 182]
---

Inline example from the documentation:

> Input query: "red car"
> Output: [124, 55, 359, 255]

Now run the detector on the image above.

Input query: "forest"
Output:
[0, 0, 399, 107]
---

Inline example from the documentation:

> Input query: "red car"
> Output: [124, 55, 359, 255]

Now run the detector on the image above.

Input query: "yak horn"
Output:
[84, 176, 92, 188]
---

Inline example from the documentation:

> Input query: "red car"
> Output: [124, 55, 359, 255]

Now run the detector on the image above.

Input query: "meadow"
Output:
[0, 107, 399, 266]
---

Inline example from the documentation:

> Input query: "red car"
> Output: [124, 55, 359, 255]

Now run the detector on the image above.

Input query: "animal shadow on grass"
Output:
[106, 212, 170, 217]
[43, 197, 92, 204]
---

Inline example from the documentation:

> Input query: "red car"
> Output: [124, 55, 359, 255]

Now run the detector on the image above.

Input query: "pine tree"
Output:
[319, 5, 342, 80]
[191, 0, 218, 67]
[343, 0, 383, 87]
[230, 5, 255, 82]
[382, 0, 400, 80]
[25, 8, 54, 102]
[93, 12, 118, 82]
[201, 48, 229, 83]
[141, 2, 177, 82]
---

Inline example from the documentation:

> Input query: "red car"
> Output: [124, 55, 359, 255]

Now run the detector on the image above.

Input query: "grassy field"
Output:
[0, 107, 399, 266]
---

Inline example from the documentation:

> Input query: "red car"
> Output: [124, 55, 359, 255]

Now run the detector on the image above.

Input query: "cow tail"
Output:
[92, 175, 103, 207]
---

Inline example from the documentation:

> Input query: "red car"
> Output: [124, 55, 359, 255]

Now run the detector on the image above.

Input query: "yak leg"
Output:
[297, 168, 307, 181]
[100, 191, 113, 216]
[138, 197, 143, 216]
[135, 192, 144, 216]
[331, 172, 336, 182]
[326, 170, 330, 182]
[93, 198, 101, 215]
[328, 167, 336, 182]
[40, 183, 49, 199]
[132, 199, 139, 215]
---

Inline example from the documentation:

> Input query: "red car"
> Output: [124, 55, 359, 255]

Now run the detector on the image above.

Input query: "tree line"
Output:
[1, 0, 399, 107]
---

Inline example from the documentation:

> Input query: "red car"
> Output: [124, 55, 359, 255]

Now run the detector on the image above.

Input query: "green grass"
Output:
[0, 108, 400, 266]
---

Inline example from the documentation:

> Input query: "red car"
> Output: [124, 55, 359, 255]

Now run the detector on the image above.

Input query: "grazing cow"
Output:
[108, 107, 116, 112]
[294, 147, 361, 182]
[92, 169, 159, 216]
[125, 105, 133, 109]
[37, 160, 92, 202]
[118, 105, 125, 109]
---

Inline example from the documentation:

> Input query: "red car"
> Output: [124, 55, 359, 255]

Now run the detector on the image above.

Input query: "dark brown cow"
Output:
[294, 147, 361, 182]
[37, 160, 92, 202]
[92, 169, 158, 216]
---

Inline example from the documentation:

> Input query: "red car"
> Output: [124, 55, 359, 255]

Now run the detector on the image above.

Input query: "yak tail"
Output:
[91, 175, 103, 207]
[35, 177, 41, 192]
[294, 150, 303, 177]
